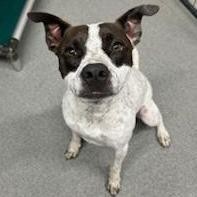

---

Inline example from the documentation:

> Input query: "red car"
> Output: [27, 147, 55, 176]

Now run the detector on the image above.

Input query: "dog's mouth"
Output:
[79, 90, 114, 99]
[79, 80, 114, 99]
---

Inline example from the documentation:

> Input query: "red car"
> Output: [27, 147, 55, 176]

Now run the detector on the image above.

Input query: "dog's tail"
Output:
[132, 47, 139, 70]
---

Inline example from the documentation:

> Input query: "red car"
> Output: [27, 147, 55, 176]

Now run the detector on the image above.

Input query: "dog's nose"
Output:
[81, 63, 110, 83]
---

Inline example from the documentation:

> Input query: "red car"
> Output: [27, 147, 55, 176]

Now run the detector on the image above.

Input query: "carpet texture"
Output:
[0, 0, 197, 197]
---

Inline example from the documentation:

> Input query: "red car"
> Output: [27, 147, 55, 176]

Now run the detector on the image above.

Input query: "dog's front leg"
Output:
[64, 132, 82, 160]
[107, 144, 128, 196]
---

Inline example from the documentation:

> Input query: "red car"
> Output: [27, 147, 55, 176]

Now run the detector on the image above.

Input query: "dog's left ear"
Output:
[116, 4, 159, 45]
[27, 12, 70, 52]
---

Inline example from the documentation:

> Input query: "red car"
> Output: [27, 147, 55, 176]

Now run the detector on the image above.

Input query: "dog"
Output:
[28, 4, 171, 196]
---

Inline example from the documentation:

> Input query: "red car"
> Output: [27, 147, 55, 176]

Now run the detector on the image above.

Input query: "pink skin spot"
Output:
[126, 21, 136, 37]
[140, 106, 148, 116]
[48, 24, 62, 42]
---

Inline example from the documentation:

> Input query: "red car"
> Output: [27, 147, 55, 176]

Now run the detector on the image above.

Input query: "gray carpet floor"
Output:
[0, 0, 197, 196]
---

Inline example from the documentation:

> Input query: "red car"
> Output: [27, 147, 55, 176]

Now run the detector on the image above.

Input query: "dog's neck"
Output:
[64, 88, 119, 119]
[77, 94, 116, 112]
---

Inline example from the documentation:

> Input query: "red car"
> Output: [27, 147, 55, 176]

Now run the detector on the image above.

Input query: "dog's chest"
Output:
[62, 95, 136, 147]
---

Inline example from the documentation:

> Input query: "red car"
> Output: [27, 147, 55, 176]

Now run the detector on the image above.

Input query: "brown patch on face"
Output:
[99, 23, 133, 67]
[57, 25, 88, 78]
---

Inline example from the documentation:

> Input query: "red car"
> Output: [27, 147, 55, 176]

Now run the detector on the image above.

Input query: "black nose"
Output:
[81, 63, 110, 83]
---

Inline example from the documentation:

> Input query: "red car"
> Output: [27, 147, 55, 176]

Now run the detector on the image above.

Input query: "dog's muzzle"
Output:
[79, 63, 113, 99]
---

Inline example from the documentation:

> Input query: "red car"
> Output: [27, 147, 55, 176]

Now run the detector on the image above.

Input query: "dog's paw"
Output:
[107, 179, 120, 196]
[64, 150, 79, 160]
[158, 130, 171, 148]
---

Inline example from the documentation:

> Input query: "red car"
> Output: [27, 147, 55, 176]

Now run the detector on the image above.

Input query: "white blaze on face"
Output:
[86, 23, 102, 55]
[78, 23, 113, 72]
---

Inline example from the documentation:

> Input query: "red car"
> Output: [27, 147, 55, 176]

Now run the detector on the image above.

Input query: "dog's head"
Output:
[28, 5, 159, 99]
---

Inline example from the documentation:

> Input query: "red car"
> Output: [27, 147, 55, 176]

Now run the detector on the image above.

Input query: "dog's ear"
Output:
[116, 5, 159, 45]
[28, 12, 70, 52]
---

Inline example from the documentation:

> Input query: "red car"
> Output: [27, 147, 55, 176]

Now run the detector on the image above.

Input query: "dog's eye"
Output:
[65, 48, 78, 56]
[112, 42, 124, 51]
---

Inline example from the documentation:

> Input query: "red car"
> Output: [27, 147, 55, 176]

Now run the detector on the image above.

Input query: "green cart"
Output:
[0, 0, 35, 71]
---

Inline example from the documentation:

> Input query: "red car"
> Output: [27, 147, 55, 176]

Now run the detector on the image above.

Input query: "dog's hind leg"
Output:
[107, 144, 128, 195]
[64, 132, 82, 159]
[138, 99, 171, 147]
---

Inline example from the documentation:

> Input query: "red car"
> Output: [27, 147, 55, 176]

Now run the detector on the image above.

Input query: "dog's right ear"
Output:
[28, 12, 70, 52]
[116, 5, 159, 45]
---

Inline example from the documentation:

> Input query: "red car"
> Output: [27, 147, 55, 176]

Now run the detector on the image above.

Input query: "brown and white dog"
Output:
[28, 5, 171, 196]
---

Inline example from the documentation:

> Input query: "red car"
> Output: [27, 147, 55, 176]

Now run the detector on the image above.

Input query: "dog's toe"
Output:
[64, 150, 78, 160]
[158, 131, 171, 148]
[107, 180, 120, 196]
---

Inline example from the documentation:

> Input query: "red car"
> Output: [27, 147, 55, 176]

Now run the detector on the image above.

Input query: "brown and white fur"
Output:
[28, 5, 171, 196]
